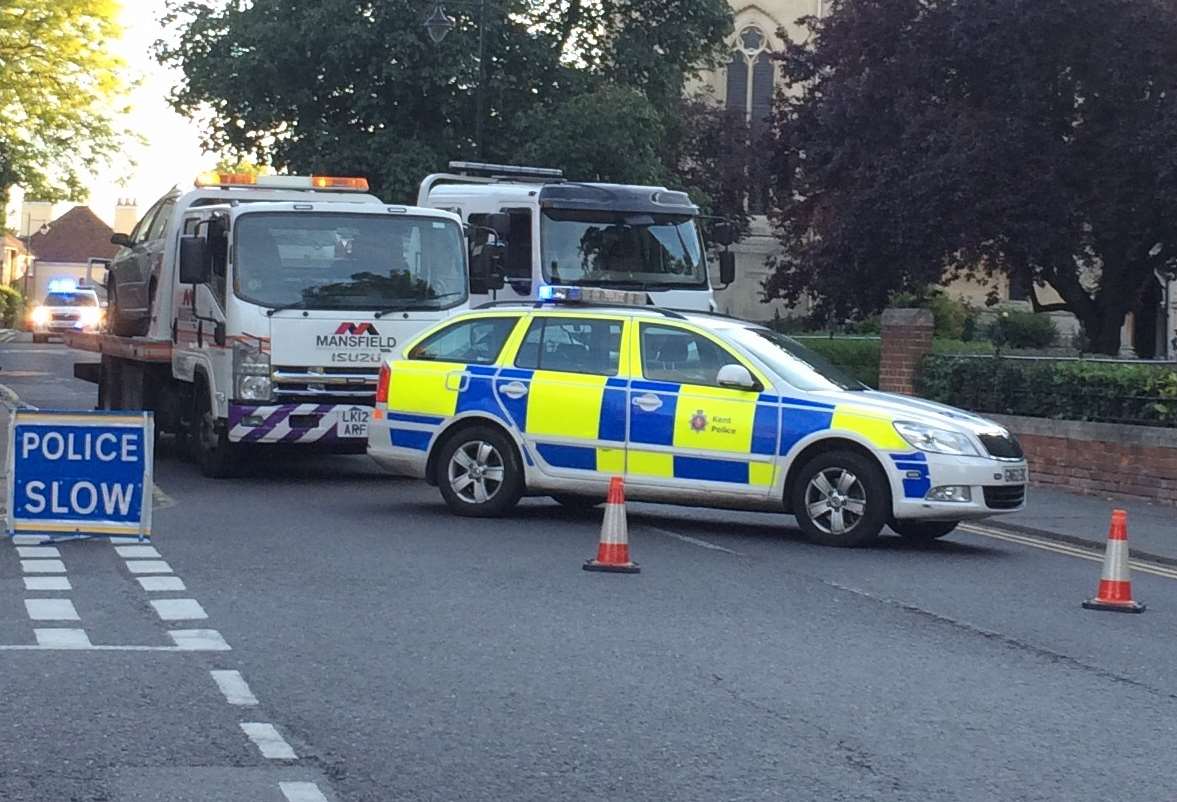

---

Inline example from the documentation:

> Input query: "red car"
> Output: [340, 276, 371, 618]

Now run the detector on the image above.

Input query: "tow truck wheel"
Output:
[890, 519, 959, 542]
[436, 425, 523, 517]
[791, 450, 889, 547]
[191, 384, 237, 478]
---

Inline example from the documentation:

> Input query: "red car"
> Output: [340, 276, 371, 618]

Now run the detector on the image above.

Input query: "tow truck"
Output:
[417, 162, 736, 310]
[65, 172, 471, 476]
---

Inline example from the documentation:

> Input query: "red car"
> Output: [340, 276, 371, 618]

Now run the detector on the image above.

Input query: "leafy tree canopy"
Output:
[0, 0, 129, 207]
[158, 0, 745, 226]
[766, 0, 1177, 354]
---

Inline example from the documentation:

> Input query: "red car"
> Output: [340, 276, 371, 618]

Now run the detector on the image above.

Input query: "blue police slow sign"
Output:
[5, 410, 154, 541]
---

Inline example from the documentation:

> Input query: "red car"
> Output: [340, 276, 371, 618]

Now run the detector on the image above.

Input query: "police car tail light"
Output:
[375, 362, 391, 404]
[537, 284, 647, 306]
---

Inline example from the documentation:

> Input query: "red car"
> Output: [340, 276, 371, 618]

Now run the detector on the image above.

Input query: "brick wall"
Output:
[879, 308, 934, 394]
[991, 414, 1177, 506]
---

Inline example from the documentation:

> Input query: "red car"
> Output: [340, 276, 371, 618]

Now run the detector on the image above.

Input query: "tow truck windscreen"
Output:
[540, 209, 707, 290]
[233, 213, 467, 311]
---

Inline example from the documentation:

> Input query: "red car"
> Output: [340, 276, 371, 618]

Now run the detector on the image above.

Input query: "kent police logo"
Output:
[690, 410, 708, 432]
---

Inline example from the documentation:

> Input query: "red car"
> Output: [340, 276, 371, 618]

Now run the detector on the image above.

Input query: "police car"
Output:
[367, 287, 1028, 546]
[29, 281, 103, 343]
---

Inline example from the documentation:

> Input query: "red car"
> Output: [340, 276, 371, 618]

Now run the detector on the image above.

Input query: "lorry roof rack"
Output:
[447, 161, 564, 182]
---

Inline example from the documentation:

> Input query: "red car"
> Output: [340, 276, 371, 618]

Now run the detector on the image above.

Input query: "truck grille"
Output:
[983, 485, 1026, 510]
[978, 433, 1024, 459]
[272, 366, 378, 404]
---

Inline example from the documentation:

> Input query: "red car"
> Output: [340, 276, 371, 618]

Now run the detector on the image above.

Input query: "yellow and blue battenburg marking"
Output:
[890, 452, 931, 498]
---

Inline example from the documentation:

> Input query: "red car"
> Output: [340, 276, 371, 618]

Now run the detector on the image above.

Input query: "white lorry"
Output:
[417, 162, 736, 310]
[66, 172, 471, 476]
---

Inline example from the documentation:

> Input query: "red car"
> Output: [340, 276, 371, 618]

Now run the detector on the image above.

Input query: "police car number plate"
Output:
[1004, 467, 1026, 483]
[337, 407, 370, 438]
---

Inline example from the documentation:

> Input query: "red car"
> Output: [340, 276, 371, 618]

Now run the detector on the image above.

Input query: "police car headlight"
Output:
[233, 342, 272, 402]
[78, 307, 102, 327]
[893, 421, 980, 456]
[31, 306, 50, 325]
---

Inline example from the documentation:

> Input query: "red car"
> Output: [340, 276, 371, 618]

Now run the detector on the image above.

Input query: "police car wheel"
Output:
[792, 451, 888, 547]
[890, 519, 959, 541]
[437, 426, 523, 517]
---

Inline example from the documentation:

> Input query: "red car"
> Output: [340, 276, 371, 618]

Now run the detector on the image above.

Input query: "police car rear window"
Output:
[514, 317, 622, 376]
[408, 316, 519, 365]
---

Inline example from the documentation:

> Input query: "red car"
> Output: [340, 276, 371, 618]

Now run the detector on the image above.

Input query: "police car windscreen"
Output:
[732, 327, 868, 392]
[43, 292, 97, 307]
[540, 210, 706, 289]
[233, 212, 467, 311]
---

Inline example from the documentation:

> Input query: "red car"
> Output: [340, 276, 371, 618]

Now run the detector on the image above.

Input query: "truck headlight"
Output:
[893, 421, 980, 456]
[234, 342, 272, 402]
[31, 306, 49, 325]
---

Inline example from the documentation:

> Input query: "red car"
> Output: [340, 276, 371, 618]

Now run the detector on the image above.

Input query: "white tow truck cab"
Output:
[67, 172, 470, 476]
[418, 162, 736, 311]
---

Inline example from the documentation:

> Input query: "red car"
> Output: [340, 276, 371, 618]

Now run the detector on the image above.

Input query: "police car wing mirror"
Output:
[717, 364, 760, 392]
[178, 236, 211, 285]
[110, 232, 134, 249]
[718, 251, 736, 288]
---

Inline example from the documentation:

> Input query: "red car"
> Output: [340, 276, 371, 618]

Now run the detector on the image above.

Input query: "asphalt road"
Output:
[3, 340, 1177, 801]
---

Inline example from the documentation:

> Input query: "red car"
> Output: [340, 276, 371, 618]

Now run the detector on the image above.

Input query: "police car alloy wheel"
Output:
[890, 519, 959, 542]
[791, 451, 889, 547]
[436, 426, 523, 517]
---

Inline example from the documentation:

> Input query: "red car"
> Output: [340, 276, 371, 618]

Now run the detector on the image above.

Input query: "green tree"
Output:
[157, 0, 734, 206]
[766, 0, 1177, 354]
[0, 0, 129, 207]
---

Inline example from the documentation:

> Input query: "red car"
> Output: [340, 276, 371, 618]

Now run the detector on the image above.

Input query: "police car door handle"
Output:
[500, 381, 528, 400]
[632, 393, 662, 412]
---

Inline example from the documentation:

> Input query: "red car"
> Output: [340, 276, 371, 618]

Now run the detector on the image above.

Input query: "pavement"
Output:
[5, 340, 1177, 801]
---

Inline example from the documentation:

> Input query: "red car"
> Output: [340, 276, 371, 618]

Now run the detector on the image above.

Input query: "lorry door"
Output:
[173, 212, 229, 411]
[467, 208, 535, 302]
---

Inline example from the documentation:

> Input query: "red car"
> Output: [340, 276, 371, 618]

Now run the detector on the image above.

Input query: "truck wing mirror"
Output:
[470, 241, 506, 294]
[718, 251, 736, 288]
[711, 220, 737, 248]
[178, 236, 211, 284]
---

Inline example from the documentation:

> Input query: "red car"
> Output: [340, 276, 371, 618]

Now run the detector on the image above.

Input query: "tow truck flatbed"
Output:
[62, 331, 172, 363]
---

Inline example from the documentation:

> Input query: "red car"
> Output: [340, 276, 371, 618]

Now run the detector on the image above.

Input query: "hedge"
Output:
[916, 355, 1177, 428]
[0, 286, 22, 328]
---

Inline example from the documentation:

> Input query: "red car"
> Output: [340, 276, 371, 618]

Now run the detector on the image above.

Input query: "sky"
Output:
[10, 1, 215, 231]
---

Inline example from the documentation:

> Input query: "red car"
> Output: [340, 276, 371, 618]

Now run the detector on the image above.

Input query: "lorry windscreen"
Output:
[233, 212, 467, 311]
[540, 209, 707, 290]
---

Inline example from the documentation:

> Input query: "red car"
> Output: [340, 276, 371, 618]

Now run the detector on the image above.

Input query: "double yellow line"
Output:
[960, 523, 1177, 581]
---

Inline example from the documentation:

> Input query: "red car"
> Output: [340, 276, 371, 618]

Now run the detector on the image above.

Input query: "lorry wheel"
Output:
[191, 384, 237, 478]
[890, 520, 959, 542]
[791, 450, 889, 547]
[436, 425, 523, 517]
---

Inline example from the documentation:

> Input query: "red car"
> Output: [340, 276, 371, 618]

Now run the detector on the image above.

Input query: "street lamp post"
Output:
[423, 0, 489, 159]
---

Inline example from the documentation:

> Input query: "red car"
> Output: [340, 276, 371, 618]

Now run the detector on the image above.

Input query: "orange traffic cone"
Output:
[1082, 509, 1145, 613]
[583, 477, 640, 574]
